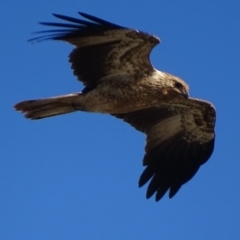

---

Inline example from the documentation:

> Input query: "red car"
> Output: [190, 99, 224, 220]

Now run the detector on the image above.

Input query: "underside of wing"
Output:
[29, 12, 160, 89]
[114, 98, 216, 201]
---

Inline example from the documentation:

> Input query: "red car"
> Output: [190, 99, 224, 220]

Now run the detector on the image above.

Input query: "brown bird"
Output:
[14, 12, 216, 201]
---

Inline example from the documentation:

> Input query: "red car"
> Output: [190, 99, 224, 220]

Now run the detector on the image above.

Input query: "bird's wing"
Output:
[29, 12, 160, 90]
[113, 97, 216, 201]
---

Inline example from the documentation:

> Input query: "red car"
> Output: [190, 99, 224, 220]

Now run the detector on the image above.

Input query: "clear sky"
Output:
[1, 0, 240, 239]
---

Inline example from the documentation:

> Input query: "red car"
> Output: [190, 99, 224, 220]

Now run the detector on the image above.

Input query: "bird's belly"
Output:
[80, 83, 165, 114]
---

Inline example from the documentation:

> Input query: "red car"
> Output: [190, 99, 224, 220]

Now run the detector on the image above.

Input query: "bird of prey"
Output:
[14, 12, 216, 201]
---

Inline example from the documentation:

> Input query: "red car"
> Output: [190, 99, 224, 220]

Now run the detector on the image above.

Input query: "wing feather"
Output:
[113, 98, 216, 201]
[29, 12, 160, 89]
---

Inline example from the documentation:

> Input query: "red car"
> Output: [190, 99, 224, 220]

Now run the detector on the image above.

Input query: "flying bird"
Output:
[14, 12, 216, 201]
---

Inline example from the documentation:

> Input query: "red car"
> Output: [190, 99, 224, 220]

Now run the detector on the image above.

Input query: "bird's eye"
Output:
[174, 82, 183, 89]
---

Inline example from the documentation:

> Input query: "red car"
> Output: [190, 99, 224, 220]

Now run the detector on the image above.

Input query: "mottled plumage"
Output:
[14, 12, 216, 201]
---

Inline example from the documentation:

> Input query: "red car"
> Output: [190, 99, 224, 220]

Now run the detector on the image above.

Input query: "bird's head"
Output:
[172, 77, 189, 99]
[162, 73, 189, 99]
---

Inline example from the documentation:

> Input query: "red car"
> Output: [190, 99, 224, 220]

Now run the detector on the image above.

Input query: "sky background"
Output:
[1, 0, 240, 239]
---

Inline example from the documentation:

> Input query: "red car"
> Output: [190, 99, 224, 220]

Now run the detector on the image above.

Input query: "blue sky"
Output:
[1, 0, 240, 239]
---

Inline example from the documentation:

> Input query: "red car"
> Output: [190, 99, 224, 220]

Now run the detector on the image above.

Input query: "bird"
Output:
[14, 12, 216, 201]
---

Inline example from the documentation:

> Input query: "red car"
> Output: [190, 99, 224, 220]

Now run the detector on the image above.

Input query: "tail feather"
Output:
[14, 93, 81, 120]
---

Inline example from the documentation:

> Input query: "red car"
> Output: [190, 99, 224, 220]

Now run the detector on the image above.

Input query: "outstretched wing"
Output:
[113, 98, 216, 201]
[29, 12, 160, 89]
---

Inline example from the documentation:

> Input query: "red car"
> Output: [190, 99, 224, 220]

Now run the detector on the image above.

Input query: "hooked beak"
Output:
[182, 90, 189, 99]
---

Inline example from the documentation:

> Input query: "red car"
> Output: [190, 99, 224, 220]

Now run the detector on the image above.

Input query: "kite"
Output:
[14, 12, 216, 201]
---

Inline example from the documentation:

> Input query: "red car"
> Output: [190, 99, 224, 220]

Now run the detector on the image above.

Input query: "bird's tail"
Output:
[14, 93, 82, 120]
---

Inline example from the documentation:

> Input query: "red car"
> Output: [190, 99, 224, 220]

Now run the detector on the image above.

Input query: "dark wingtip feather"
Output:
[146, 190, 155, 199]
[155, 187, 169, 201]
[27, 11, 125, 43]
[51, 13, 98, 27]
[138, 166, 155, 188]
[145, 176, 159, 199]
[169, 184, 182, 198]
[39, 22, 80, 28]
[78, 12, 123, 28]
